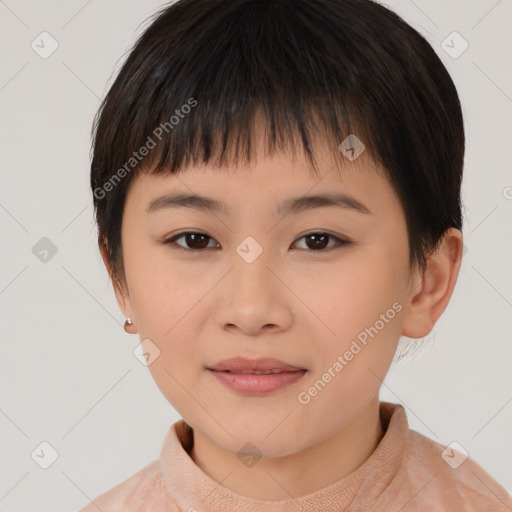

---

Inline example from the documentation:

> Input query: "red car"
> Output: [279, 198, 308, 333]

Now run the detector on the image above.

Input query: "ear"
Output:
[99, 243, 138, 334]
[401, 228, 463, 338]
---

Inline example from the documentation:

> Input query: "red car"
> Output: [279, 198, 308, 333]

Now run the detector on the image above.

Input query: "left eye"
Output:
[293, 232, 350, 251]
[163, 231, 350, 252]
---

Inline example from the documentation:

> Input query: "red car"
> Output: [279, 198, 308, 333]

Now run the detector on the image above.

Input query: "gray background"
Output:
[0, 0, 511, 510]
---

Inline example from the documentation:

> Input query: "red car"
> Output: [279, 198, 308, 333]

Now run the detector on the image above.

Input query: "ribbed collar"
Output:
[159, 401, 407, 512]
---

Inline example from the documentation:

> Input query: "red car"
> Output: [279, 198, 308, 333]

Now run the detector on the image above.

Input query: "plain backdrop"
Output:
[0, 1, 511, 510]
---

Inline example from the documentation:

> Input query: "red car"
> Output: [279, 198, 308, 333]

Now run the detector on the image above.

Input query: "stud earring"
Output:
[124, 317, 135, 333]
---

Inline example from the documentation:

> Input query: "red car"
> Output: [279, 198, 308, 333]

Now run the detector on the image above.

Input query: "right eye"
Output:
[163, 231, 220, 251]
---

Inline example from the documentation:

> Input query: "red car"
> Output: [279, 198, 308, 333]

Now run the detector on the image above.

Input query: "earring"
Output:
[124, 317, 135, 333]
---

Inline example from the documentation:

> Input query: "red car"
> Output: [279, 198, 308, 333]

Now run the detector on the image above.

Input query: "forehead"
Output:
[128, 139, 399, 225]
[127, 104, 401, 216]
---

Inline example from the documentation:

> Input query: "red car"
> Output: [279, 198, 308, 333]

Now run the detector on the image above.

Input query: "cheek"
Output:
[303, 252, 404, 335]
[304, 253, 406, 380]
[293, 260, 404, 436]
[124, 251, 210, 402]
[122, 242, 200, 337]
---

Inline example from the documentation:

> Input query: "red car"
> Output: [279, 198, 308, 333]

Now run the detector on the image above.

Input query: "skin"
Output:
[102, 126, 463, 500]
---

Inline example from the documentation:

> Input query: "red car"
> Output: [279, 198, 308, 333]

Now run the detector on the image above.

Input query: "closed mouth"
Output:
[209, 369, 305, 375]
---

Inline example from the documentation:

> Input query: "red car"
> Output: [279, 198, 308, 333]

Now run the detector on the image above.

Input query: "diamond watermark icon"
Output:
[338, 134, 365, 161]
[133, 338, 161, 366]
[31, 441, 59, 469]
[441, 441, 469, 469]
[32, 237, 58, 263]
[236, 236, 263, 264]
[237, 442, 262, 468]
[31, 31, 59, 59]
[441, 31, 468, 59]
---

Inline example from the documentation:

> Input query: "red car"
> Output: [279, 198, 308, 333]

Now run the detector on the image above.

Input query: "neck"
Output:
[190, 396, 384, 500]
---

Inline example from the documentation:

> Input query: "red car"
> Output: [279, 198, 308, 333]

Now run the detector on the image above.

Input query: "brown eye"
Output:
[164, 231, 350, 252]
[305, 233, 330, 250]
[293, 232, 350, 251]
[165, 232, 219, 250]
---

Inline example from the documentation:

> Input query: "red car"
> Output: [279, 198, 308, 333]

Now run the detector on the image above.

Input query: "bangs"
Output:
[91, 0, 465, 284]
[92, 0, 384, 183]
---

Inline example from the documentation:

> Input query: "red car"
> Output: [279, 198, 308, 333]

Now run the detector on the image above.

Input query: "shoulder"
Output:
[400, 428, 512, 511]
[78, 459, 180, 512]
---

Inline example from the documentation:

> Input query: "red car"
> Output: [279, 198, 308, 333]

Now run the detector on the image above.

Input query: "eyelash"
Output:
[162, 231, 351, 253]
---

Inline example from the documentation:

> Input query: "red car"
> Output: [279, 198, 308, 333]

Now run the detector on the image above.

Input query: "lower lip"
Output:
[207, 369, 307, 395]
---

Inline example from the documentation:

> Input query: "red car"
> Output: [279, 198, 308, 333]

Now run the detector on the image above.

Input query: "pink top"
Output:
[79, 402, 512, 511]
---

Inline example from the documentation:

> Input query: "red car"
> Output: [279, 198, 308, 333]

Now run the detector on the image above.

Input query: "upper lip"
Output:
[207, 357, 306, 372]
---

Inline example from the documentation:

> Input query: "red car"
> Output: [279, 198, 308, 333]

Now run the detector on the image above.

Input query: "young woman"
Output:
[81, 0, 512, 510]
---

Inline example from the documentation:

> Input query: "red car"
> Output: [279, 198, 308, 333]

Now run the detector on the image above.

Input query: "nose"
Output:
[213, 247, 294, 337]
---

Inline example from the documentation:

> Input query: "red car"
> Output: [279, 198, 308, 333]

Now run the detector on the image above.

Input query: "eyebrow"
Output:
[146, 192, 373, 216]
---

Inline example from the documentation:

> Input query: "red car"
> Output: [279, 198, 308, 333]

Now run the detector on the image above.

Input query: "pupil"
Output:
[188, 233, 209, 249]
[308, 234, 327, 250]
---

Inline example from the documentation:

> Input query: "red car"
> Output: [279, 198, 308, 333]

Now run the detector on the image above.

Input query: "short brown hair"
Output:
[90, 0, 465, 286]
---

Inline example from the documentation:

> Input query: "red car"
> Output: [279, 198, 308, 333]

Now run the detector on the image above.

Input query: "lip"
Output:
[206, 357, 308, 395]
[206, 356, 305, 373]
[207, 368, 307, 395]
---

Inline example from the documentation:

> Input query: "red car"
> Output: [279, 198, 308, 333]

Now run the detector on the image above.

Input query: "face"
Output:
[114, 133, 418, 458]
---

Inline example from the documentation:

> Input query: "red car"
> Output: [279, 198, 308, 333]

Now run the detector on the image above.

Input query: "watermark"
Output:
[297, 301, 403, 405]
[133, 338, 161, 366]
[31, 31, 59, 59]
[93, 97, 197, 200]
[236, 236, 264, 264]
[338, 133, 365, 161]
[441, 31, 469, 60]
[31, 441, 59, 469]
[32, 236, 58, 263]
[237, 441, 263, 468]
[441, 441, 468, 469]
